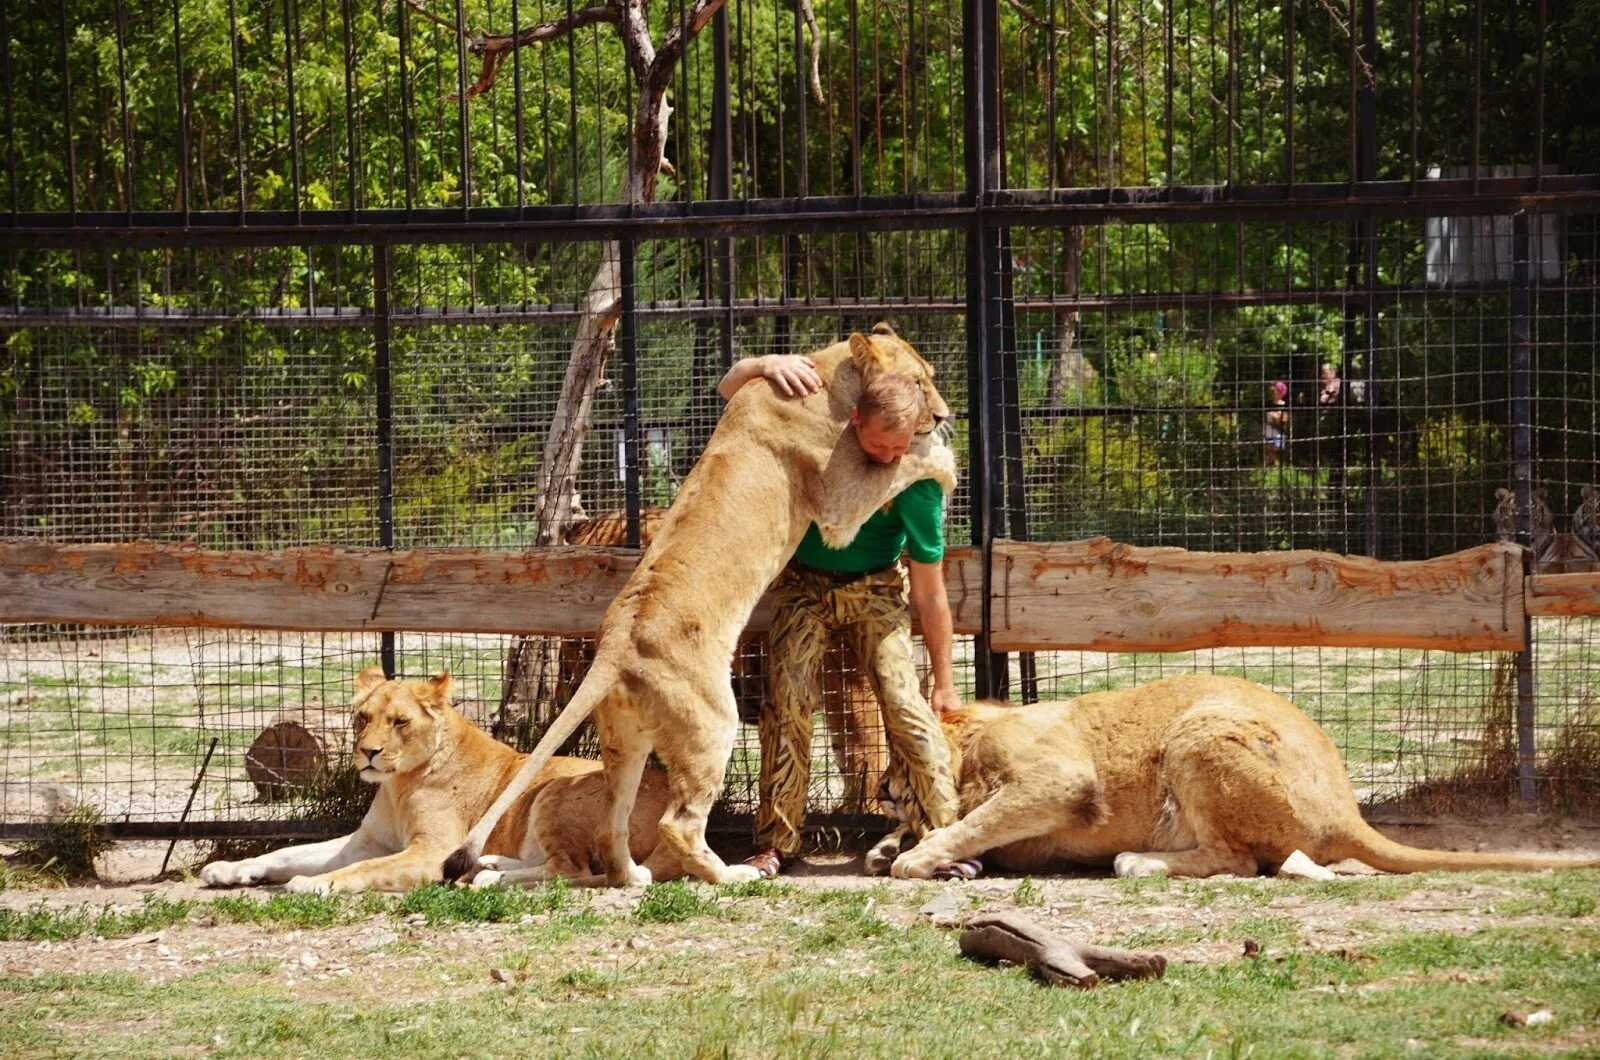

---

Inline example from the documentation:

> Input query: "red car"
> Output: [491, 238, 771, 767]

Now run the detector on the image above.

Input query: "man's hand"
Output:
[929, 684, 961, 717]
[760, 354, 824, 398]
[716, 354, 825, 401]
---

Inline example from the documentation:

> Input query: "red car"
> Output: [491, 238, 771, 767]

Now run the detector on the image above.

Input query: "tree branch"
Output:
[1002, 0, 1050, 32]
[798, 0, 825, 104]
[648, 0, 727, 96]
[405, 0, 623, 101]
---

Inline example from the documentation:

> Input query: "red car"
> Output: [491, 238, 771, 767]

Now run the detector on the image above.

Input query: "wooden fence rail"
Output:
[2, 537, 1593, 652]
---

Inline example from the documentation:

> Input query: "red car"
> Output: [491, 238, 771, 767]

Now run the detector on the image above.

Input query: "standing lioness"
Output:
[877, 674, 1600, 879]
[446, 324, 956, 888]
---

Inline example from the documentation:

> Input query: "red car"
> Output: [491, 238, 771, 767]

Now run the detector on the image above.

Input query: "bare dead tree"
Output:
[412, 0, 824, 733]
[410, 0, 821, 544]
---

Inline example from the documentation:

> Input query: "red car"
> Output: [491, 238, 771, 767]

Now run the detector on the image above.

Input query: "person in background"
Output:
[1264, 380, 1290, 467]
[1318, 362, 1343, 406]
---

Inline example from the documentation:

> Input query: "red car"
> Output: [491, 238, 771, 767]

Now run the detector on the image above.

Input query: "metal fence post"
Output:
[621, 239, 641, 548]
[964, 0, 1006, 700]
[1510, 211, 1537, 806]
[374, 240, 396, 677]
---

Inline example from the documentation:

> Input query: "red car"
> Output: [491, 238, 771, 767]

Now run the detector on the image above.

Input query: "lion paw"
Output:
[605, 862, 655, 888]
[864, 835, 903, 876]
[1113, 852, 1169, 878]
[470, 869, 506, 889]
[717, 864, 763, 885]
[283, 874, 334, 895]
[890, 848, 941, 880]
[199, 860, 259, 887]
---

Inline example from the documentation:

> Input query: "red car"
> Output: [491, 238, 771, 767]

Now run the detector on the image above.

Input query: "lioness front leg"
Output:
[200, 831, 388, 888]
[653, 706, 760, 885]
[892, 768, 1101, 880]
[285, 844, 455, 894]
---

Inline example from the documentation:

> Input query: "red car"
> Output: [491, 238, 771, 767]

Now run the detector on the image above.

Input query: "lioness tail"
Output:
[441, 660, 618, 882]
[1334, 822, 1600, 874]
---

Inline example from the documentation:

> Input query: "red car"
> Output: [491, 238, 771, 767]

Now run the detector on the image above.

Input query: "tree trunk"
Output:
[1047, 225, 1094, 404]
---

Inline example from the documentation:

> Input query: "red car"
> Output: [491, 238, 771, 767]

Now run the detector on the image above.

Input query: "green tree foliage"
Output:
[1, 1, 1595, 554]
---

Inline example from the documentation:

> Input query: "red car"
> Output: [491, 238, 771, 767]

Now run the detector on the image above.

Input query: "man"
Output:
[716, 351, 962, 879]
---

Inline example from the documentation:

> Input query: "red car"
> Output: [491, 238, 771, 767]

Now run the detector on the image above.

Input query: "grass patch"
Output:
[13, 805, 112, 881]
[1012, 876, 1045, 907]
[0, 895, 199, 942]
[634, 880, 715, 924]
[3, 888, 1600, 1058]
[1493, 872, 1600, 917]
[793, 889, 893, 951]
[714, 877, 794, 900]
[0, 880, 587, 942]
[395, 879, 574, 924]
[0, 859, 68, 892]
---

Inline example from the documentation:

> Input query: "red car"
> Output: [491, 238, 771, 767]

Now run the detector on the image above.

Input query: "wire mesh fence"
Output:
[2, 0, 1598, 841]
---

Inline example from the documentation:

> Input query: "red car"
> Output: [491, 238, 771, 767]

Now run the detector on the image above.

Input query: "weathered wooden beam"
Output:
[1525, 572, 1600, 618]
[990, 538, 1526, 653]
[0, 540, 983, 636]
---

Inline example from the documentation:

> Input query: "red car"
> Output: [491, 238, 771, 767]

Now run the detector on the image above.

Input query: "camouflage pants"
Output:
[754, 564, 959, 855]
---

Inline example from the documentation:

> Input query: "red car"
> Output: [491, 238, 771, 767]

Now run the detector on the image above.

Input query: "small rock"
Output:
[1243, 939, 1261, 958]
[1277, 850, 1336, 881]
[1502, 1011, 1528, 1027]
[404, 913, 428, 927]
[1526, 1010, 1555, 1027]
[210, 1032, 225, 1049]
[490, 967, 515, 984]
[298, 951, 319, 970]
[918, 891, 963, 924]
[350, 930, 399, 953]
[626, 937, 650, 951]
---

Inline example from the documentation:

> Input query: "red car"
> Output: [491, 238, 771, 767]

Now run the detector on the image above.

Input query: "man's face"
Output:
[852, 408, 914, 465]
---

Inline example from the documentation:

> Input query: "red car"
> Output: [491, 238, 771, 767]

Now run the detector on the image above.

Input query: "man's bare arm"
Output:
[716, 354, 824, 401]
[908, 558, 959, 715]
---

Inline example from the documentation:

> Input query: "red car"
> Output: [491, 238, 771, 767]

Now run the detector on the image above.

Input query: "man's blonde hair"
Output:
[857, 373, 928, 435]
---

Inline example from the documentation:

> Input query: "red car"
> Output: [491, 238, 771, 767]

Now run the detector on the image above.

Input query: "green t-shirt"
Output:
[790, 478, 945, 573]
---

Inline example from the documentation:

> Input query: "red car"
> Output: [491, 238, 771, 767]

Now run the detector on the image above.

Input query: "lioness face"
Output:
[349, 665, 450, 782]
[848, 322, 951, 436]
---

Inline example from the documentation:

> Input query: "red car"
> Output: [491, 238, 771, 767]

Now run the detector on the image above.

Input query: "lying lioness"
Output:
[446, 325, 956, 888]
[874, 674, 1600, 879]
[199, 667, 682, 893]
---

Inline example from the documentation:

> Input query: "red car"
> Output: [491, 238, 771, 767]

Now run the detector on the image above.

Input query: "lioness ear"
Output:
[848, 331, 891, 376]
[870, 321, 899, 339]
[423, 670, 453, 712]
[354, 665, 388, 696]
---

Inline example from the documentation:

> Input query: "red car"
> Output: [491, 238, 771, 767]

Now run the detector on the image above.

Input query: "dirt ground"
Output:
[4, 814, 1598, 992]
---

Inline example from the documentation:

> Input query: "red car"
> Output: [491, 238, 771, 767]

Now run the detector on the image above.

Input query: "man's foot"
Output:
[743, 848, 796, 879]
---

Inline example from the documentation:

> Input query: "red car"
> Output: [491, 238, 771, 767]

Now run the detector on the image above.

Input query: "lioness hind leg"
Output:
[1119, 713, 1306, 880]
[596, 717, 654, 888]
[1112, 847, 1258, 879]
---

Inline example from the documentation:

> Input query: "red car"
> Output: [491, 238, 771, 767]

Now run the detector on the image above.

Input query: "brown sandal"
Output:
[744, 848, 793, 879]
